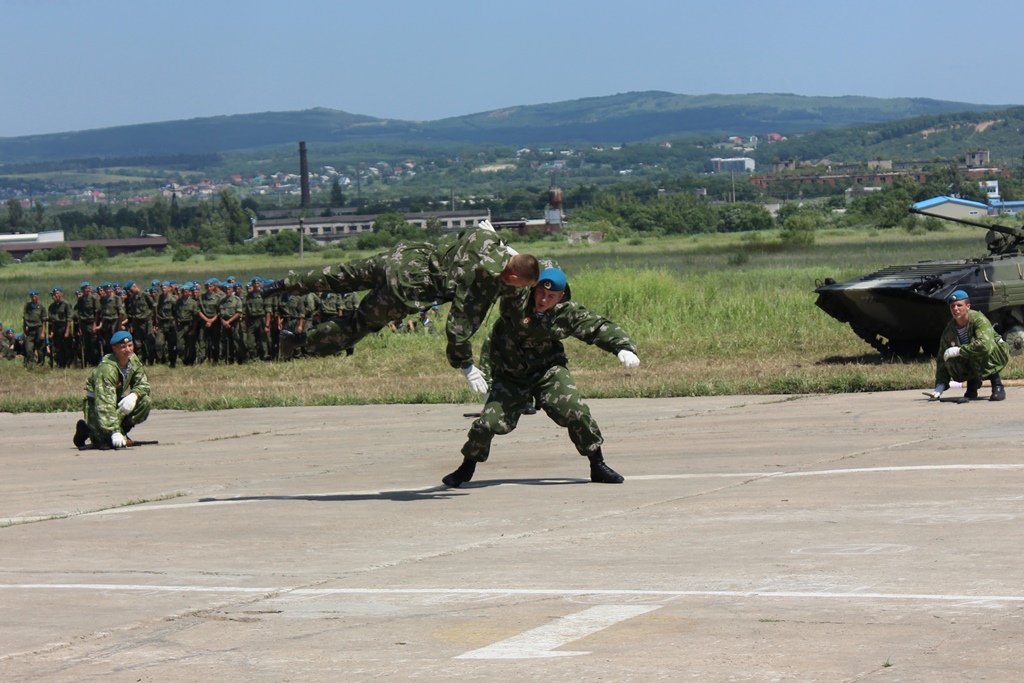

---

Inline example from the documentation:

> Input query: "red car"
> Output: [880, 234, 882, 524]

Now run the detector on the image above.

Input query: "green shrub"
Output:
[48, 243, 73, 261]
[80, 243, 108, 264]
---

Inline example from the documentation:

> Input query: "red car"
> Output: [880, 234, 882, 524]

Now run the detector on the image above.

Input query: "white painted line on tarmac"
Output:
[0, 584, 1022, 604]
[455, 604, 661, 659]
[50, 463, 1020, 520]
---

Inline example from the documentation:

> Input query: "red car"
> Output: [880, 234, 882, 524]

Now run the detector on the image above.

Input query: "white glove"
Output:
[943, 346, 961, 361]
[117, 392, 138, 415]
[479, 219, 495, 232]
[505, 244, 519, 256]
[617, 350, 640, 369]
[462, 365, 488, 394]
[111, 432, 128, 449]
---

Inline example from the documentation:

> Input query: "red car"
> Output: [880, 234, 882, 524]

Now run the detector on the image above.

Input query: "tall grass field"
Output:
[1, 227, 1011, 412]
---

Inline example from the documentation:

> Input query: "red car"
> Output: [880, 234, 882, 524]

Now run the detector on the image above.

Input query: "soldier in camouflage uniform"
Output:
[1, 327, 16, 360]
[75, 282, 101, 366]
[442, 267, 640, 488]
[338, 291, 359, 356]
[124, 282, 155, 366]
[47, 287, 74, 368]
[96, 283, 126, 357]
[22, 289, 48, 367]
[218, 282, 244, 364]
[264, 225, 539, 389]
[73, 330, 151, 450]
[932, 289, 1009, 402]
[175, 284, 200, 366]
[243, 279, 270, 362]
[196, 279, 223, 364]
[155, 282, 179, 368]
[276, 292, 306, 361]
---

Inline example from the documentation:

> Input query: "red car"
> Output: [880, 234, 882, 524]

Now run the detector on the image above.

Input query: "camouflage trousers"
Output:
[23, 325, 46, 366]
[197, 323, 220, 363]
[130, 319, 155, 365]
[157, 322, 178, 367]
[292, 255, 423, 356]
[461, 364, 603, 462]
[50, 324, 74, 368]
[83, 393, 152, 445]
[245, 320, 269, 361]
[177, 326, 197, 366]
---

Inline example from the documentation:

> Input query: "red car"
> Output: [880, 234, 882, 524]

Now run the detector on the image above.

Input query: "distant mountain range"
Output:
[0, 91, 1010, 165]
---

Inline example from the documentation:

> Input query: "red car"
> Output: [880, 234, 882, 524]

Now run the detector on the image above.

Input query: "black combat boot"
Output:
[442, 458, 477, 488]
[965, 377, 983, 400]
[989, 373, 1006, 401]
[73, 419, 90, 449]
[279, 329, 307, 359]
[588, 449, 624, 484]
[121, 416, 135, 436]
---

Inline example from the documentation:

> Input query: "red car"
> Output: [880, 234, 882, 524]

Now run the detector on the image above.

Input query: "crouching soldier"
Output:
[931, 289, 1009, 402]
[74, 331, 152, 450]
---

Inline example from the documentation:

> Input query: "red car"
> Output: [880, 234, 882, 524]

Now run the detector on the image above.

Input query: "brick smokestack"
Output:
[299, 141, 311, 208]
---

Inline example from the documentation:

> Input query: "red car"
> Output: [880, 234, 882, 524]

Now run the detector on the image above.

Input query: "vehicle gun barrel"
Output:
[909, 207, 1024, 239]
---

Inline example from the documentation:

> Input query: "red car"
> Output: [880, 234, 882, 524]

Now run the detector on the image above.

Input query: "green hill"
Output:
[0, 91, 1006, 164]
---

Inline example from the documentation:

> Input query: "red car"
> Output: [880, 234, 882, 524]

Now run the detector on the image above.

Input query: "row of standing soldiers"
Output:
[12, 278, 359, 368]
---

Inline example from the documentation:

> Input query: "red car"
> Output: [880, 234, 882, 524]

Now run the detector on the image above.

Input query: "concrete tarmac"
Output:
[1, 390, 1022, 682]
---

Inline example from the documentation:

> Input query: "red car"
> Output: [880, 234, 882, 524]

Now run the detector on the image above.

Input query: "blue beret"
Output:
[51, 287, 63, 294]
[110, 330, 133, 345]
[162, 281, 170, 287]
[124, 281, 135, 289]
[947, 289, 970, 303]
[81, 281, 90, 288]
[4, 328, 13, 334]
[537, 268, 567, 292]
[205, 278, 218, 285]
[29, 289, 40, 296]
[114, 283, 122, 288]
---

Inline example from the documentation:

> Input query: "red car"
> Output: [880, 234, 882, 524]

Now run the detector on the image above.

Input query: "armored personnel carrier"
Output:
[814, 209, 1024, 357]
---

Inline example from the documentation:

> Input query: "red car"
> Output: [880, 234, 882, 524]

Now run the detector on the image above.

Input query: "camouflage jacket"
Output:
[125, 293, 153, 323]
[174, 297, 199, 326]
[47, 300, 73, 326]
[74, 294, 99, 324]
[156, 294, 178, 327]
[279, 294, 306, 329]
[244, 293, 266, 321]
[98, 295, 125, 324]
[935, 309, 1009, 385]
[23, 301, 47, 329]
[487, 277, 637, 382]
[85, 352, 151, 436]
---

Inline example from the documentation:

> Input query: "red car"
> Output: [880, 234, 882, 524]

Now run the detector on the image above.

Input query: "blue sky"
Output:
[3, 0, 1022, 137]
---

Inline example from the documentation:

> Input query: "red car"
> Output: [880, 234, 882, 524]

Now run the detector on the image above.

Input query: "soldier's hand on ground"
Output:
[110, 432, 128, 449]
[617, 350, 640, 369]
[462, 365, 488, 394]
[943, 346, 961, 361]
[117, 392, 138, 415]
